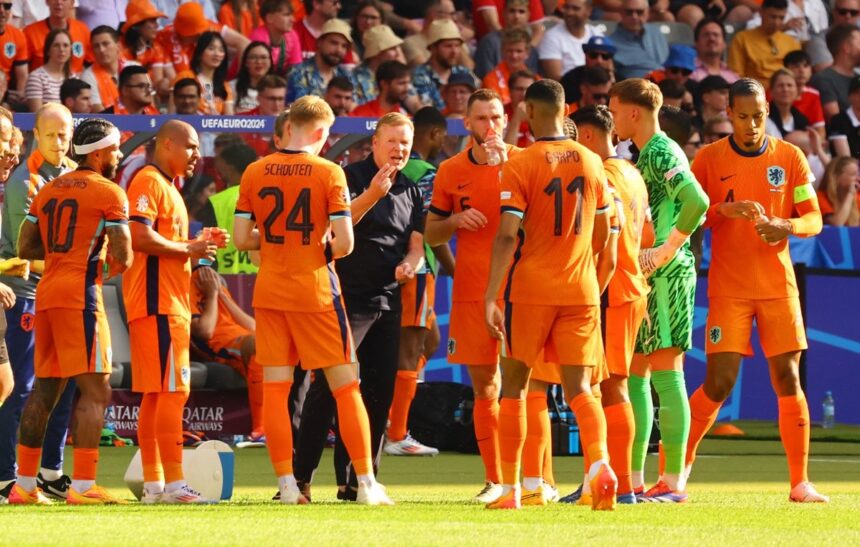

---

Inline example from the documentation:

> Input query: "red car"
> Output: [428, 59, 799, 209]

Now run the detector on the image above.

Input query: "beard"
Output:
[321, 53, 343, 67]
[102, 161, 119, 180]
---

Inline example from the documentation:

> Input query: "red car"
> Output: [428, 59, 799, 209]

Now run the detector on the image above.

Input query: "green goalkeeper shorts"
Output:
[634, 275, 697, 355]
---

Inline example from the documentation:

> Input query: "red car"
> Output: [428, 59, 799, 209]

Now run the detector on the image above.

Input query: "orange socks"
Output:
[687, 387, 722, 466]
[72, 448, 99, 481]
[263, 381, 294, 477]
[16, 444, 41, 479]
[604, 402, 634, 495]
[498, 398, 526, 486]
[473, 397, 501, 484]
[388, 370, 419, 442]
[138, 392, 163, 484]
[333, 381, 373, 476]
[247, 358, 264, 435]
[523, 392, 549, 481]
[569, 392, 608, 467]
[778, 393, 810, 487]
[156, 391, 189, 484]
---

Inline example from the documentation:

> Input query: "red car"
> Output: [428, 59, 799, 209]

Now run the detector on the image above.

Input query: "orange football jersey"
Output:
[0, 24, 27, 83]
[27, 168, 128, 312]
[429, 144, 520, 302]
[235, 150, 351, 312]
[124, 164, 191, 321]
[604, 157, 650, 306]
[156, 22, 224, 74]
[190, 268, 250, 352]
[693, 136, 818, 299]
[24, 18, 94, 74]
[500, 136, 610, 305]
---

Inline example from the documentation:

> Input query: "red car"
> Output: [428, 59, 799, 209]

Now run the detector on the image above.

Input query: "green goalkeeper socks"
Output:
[651, 370, 691, 476]
[629, 373, 653, 475]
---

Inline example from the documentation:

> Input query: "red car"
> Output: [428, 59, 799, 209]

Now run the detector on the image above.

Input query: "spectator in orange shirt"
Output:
[503, 69, 536, 147]
[81, 26, 126, 113]
[104, 65, 159, 115]
[218, 0, 260, 37]
[175, 31, 235, 116]
[818, 156, 860, 226]
[232, 42, 274, 114]
[121, 0, 173, 104]
[0, 2, 28, 108]
[156, 2, 249, 76]
[59, 78, 91, 113]
[351, 61, 410, 117]
[482, 28, 532, 105]
[24, 0, 92, 74]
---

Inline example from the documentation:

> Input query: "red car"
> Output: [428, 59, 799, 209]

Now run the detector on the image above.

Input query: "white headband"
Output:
[73, 127, 121, 155]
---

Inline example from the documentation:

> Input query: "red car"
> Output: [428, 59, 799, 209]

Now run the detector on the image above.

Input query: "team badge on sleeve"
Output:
[767, 166, 786, 188]
[136, 195, 150, 213]
[72, 42, 84, 58]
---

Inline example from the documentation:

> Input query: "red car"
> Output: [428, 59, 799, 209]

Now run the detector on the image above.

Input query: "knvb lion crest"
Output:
[708, 326, 722, 345]
[447, 338, 456, 356]
[767, 166, 786, 188]
[3, 42, 15, 59]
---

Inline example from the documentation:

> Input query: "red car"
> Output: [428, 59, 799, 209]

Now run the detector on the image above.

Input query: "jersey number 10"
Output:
[42, 198, 79, 253]
[258, 187, 314, 245]
[544, 176, 584, 236]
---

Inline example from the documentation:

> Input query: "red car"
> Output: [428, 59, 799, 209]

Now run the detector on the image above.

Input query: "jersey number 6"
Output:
[257, 187, 314, 245]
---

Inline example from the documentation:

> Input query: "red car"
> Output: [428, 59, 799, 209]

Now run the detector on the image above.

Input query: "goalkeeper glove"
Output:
[638, 228, 690, 278]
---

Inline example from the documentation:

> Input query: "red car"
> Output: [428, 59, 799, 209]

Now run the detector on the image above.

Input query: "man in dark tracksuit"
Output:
[293, 113, 424, 501]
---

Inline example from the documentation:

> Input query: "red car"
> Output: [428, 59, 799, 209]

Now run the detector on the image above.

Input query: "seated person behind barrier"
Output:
[190, 264, 263, 439]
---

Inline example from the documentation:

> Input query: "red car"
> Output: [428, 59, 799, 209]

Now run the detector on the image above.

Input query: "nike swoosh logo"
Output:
[520, 492, 542, 501]
[457, 183, 471, 190]
[720, 175, 735, 181]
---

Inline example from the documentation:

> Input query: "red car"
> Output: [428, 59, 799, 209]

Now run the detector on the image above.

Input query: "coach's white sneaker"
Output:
[356, 481, 394, 506]
[474, 481, 503, 504]
[160, 484, 210, 504]
[384, 434, 439, 456]
[789, 481, 829, 503]
[542, 481, 560, 503]
[279, 484, 309, 505]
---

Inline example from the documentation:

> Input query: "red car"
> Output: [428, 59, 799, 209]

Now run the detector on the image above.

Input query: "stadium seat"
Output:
[658, 22, 694, 45]
[190, 362, 209, 389]
[204, 361, 247, 390]
[592, 20, 618, 35]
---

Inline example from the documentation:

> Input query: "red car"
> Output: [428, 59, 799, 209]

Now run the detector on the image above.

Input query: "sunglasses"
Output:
[624, 8, 646, 16]
[0, 3, 11, 10]
[587, 51, 613, 60]
[838, 7, 860, 16]
[668, 66, 692, 76]
[592, 93, 610, 103]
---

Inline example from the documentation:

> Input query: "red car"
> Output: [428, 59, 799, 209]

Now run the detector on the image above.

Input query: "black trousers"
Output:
[294, 309, 401, 487]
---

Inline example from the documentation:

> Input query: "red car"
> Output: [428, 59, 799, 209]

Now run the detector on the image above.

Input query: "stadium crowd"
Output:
[0, 0, 845, 509]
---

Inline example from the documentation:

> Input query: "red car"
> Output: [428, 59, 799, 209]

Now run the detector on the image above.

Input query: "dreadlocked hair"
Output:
[71, 118, 118, 164]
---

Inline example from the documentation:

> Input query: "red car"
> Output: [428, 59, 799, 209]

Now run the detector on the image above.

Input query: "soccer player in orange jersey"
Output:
[10, 119, 132, 505]
[425, 88, 519, 504]
[125, 120, 224, 504]
[685, 78, 828, 503]
[568, 105, 651, 505]
[484, 79, 617, 510]
[234, 95, 393, 506]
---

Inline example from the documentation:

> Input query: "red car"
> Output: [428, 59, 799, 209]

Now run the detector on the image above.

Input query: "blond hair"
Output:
[609, 78, 663, 111]
[374, 112, 413, 135]
[822, 156, 860, 226]
[289, 96, 335, 128]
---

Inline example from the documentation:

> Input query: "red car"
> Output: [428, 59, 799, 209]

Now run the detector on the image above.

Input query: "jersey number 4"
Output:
[258, 187, 314, 245]
[544, 176, 584, 235]
[41, 198, 78, 253]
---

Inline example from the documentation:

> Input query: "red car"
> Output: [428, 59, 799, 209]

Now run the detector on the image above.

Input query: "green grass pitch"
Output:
[3, 424, 860, 546]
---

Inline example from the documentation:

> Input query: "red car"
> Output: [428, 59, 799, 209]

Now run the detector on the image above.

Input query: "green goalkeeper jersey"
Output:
[636, 132, 698, 278]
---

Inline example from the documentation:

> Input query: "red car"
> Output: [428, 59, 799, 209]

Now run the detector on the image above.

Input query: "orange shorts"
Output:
[255, 307, 356, 369]
[35, 308, 112, 379]
[504, 303, 600, 368]
[448, 300, 501, 366]
[706, 296, 807, 358]
[605, 297, 648, 377]
[130, 314, 191, 393]
[401, 272, 436, 329]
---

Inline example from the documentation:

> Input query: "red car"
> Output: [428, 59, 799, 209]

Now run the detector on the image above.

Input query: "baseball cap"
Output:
[698, 75, 730, 94]
[664, 45, 696, 72]
[427, 19, 463, 48]
[363, 25, 403, 60]
[319, 18, 354, 44]
[445, 72, 477, 91]
[582, 36, 617, 55]
[174, 2, 208, 38]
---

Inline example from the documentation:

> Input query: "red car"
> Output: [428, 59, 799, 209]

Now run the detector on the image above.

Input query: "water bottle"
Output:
[485, 128, 501, 166]
[822, 391, 835, 429]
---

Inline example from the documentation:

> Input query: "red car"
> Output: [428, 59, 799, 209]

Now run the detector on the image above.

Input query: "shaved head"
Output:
[34, 102, 72, 132]
[154, 119, 200, 179]
[33, 103, 73, 167]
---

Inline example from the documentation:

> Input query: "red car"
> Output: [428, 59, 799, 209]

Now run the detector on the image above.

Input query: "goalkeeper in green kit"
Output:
[608, 79, 708, 503]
